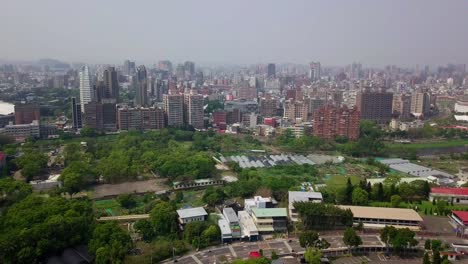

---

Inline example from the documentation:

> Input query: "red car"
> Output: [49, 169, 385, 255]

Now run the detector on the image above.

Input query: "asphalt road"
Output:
[162, 234, 468, 264]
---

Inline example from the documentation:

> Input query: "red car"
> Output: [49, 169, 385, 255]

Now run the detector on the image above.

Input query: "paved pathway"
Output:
[162, 233, 468, 263]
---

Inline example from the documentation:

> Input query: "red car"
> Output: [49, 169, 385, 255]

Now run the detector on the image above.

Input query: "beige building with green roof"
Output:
[251, 208, 288, 233]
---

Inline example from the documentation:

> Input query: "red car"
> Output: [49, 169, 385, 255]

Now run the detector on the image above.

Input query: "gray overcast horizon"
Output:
[1, 0, 468, 67]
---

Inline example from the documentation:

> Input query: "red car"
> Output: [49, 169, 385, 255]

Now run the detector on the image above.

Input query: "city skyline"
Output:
[1, 0, 468, 67]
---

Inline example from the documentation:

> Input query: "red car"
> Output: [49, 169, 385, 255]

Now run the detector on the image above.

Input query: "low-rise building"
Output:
[288, 191, 323, 222]
[390, 119, 424, 131]
[450, 211, 468, 237]
[251, 208, 288, 233]
[238, 210, 259, 241]
[218, 218, 232, 243]
[430, 187, 468, 204]
[176, 207, 208, 225]
[379, 158, 454, 179]
[173, 178, 224, 190]
[244, 196, 278, 213]
[30, 174, 62, 190]
[2, 120, 40, 142]
[339, 205, 423, 230]
[223, 207, 241, 239]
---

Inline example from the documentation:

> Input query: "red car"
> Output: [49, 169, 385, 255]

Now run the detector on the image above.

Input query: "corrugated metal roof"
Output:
[177, 207, 208, 219]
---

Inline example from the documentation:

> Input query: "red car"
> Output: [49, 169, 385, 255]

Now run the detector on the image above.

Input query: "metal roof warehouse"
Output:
[379, 158, 454, 178]
[339, 205, 423, 230]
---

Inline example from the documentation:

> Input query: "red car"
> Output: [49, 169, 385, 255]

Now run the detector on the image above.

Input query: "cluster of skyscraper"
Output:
[74, 61, 204, 133]
[66, 59, 465, 141]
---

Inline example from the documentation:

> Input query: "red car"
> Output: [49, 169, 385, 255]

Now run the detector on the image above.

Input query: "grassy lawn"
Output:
[386, 138, 468, 151]
[93, 194, 159, 217]
[176, 190, 206, 208]
[93, 199, 125, 216]
[324, 174, 360, 188]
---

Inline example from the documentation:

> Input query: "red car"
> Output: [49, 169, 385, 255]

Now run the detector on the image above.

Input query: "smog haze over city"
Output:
[2, 1, 468, 264]
[2, 0, 468, 66]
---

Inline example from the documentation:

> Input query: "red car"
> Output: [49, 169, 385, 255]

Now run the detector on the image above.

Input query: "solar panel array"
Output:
[380, 158, 454, 178]
[224, 154, 315, 168]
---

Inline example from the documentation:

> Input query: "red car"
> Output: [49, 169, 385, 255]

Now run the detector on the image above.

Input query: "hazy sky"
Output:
[2, 0, 468, 67]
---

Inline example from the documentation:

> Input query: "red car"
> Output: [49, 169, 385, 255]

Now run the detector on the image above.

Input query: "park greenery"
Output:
[294, 202, 353, 230]
[380, 226, 418, 256]
[54, 130, 220, 193]
[343, 227, 362, 253]
[89, 222, 132, 264]
[14, 151, 48, 181]
[1, 118, 468, 263]
[0, 195, 95, 263]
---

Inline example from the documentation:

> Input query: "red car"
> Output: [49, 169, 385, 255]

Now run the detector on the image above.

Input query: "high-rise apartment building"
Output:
[392, 93, 411, 120]
[213, 110, 227, 128]
[101, 99, 117, 132]
[267, 63, 276, 78]
[83, 101, 103, 131]
[71, 97, 82, 130]
[103, 67, 119, 101]
[284, 100, 308, 122]
[309, 62, 321, 81]
[259, 97, 278, 117]
[184, 61, 195, 79]
[226, 108, 241, 124]
[79, 65, 93, 113]
[14, 103, 40, 125]
[82, 99, 117, 132]
[410, 92, 430, 117]
[313, 105, 360, 140]
[154, 79, 165, 102]
[175, 64, 185, 80]
[94, 81, 107, 102]
[117, 107, 165, 131]
[308, 98, 325, 117]
[157, 60, 173, 72]
[163, 94, 184, 127]
[356, 90, 393, 124]
[184, 93, 204, 129]
[123, 60, 136, 75]
[135, 65, 148, 107]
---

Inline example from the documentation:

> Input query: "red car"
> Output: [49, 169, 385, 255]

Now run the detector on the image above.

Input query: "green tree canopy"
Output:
[299, 230, 319, 248]
[352, 187, 369, 205]
[304, 247, 322, 264]
[14, 151, 48, 181]
[343, 227, 362, 253]
[117, 193, 137, 209]
[294, 202, 353, 230]
[149, 201, 178, 236]
[89, 222, 132, 264]
[0, 178, 32, 207]
[0, 195, 94, 263]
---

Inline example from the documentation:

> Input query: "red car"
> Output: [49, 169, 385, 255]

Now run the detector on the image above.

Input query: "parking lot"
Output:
[322, 235, 385, 249]
[332, 253, 424, 264]
[164, 235, 468, 264]
[165, 239, 296, 264]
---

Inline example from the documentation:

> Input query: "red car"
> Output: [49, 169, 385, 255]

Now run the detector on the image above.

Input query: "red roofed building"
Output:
[249, 251, 261, 259]
[0, 152, 6, 169]
[450, 211, 468, 237]
[430, 188, 468, 204]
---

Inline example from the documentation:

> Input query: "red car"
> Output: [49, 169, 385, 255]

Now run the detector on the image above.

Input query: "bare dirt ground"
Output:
[422, 215, 455, 234]
[91, 178, 168, 199]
